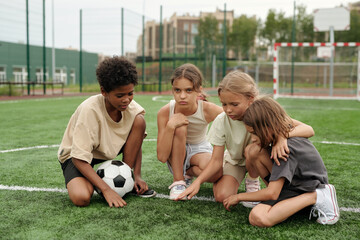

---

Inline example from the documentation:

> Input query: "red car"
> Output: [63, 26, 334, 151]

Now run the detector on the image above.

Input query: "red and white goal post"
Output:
[273, 42, 360, 101]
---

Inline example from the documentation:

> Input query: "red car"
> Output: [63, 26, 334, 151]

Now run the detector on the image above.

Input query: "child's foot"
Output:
[310, 184, 340, 225]
[184, 175, 193, 187]
[169, 180, 187, 200]
[242, 178, 261, 208]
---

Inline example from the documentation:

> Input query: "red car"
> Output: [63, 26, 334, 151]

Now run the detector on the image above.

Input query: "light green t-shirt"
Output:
[58, 94, 145, 164]
[206, 112, 251, 166]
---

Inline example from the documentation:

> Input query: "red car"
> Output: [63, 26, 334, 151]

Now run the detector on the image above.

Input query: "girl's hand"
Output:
[168, 113, 189, 129]
[102, 188, 127, 208]
[271, 135, 289, 166]
[133, 176, 148, 195]
[175, 182, 200, 200]
[223, 194, 240, 211]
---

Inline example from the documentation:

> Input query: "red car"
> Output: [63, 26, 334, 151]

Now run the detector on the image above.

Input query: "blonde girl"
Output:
[177, 71, 315, 205]
[223, 97, 339, 227]
[157, 63, 223, 200]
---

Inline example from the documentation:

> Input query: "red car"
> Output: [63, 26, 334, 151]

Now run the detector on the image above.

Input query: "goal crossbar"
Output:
[273, 42, 360, 101]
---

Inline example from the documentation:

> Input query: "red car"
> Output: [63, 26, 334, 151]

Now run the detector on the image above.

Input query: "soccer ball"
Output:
[95, 160, 134, 197]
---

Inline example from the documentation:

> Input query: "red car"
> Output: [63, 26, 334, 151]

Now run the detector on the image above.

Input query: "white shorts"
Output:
[167, 140, 213, 176]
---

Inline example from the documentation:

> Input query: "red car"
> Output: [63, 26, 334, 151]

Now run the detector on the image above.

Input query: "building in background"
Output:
[0, 41, 98, 85]
[137, 8, 234, 60]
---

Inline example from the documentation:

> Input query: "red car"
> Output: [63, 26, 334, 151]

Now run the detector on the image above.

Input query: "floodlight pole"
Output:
[52, 0, 55, 84]
[329, 26, 334, 96]
[26, 0, 30, 95]
[43, 0, 46, 95]
[291, 0, 296, 95]
[358, 48, 360, 101]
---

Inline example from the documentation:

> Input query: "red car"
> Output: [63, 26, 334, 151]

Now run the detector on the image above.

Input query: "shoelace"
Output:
[309, 207, 329, 224]
[246, 180, 260, 192]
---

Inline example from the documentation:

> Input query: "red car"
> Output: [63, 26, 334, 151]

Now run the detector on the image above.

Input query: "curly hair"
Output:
[96, 56, 138, 92]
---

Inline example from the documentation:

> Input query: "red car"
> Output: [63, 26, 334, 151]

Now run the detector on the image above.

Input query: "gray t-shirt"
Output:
[269, 137, 328, 192]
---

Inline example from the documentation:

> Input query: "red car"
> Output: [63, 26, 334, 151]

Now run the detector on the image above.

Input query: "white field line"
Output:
[312, 140, 360, 146]
[0, 184, 358, 213]
[1, 139, 359, 154]
[152, 96, 172, 102]
[0, 139, 157, 154]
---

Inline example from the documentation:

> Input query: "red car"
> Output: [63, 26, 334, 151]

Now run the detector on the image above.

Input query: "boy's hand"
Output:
[223, 194, 240, 211]
[271, 135, 289, 166]
[133, 176, 148, 195]
[176, 182, 200, 200]
[102, 188, 127, 208]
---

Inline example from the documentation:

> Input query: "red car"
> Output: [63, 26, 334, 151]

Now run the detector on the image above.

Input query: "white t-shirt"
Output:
[58, 94, 145, 164]
[206, 112, 251, 166]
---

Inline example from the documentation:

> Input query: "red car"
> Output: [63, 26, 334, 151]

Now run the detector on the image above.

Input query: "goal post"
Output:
[273, 42, 360, 101]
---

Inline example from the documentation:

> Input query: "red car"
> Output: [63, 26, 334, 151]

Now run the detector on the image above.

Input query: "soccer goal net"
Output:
[273, 42, 360, 100]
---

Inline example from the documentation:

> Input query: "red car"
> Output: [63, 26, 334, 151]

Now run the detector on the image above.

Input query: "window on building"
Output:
[70, 69, 76, 85]
[13, 67, 27, 83]
[0, 66, 6, 82]
[184, 23, 189, 31]
[36, 68, 49, 83]
[191, 23, 198, 34]
[55, 68, 67, 83]
[191, 35, 196, 45]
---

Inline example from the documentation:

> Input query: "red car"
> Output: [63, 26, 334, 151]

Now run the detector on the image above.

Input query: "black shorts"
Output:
[60, 158, 105, 186]
[261, 175, 307, 206]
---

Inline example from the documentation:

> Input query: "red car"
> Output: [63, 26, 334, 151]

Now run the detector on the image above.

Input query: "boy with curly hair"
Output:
[58, 56, 156, 208]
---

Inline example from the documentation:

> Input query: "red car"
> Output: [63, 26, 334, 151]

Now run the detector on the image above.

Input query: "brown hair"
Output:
[218, 71, 259, 99]
[171, 63, 207, 99]
[243, 96, 293, 149]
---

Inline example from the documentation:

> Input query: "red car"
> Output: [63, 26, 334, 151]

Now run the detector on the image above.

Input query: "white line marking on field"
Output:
[0, 144, 60, 153]
[1, 184, 359, 213]
[0, 184, 67, 193]
[152, 96, 171, 102]
[1, 139, 359, 154]
[0, 139, 157, 154]
[312, 141, 360, 146]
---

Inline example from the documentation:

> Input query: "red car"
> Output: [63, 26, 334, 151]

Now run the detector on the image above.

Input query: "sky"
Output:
[0, 0, 352, 56]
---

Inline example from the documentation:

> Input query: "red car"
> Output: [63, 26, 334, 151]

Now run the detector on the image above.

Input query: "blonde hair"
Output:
[218, 71, 259, 99]
[243, 96, 293, 149]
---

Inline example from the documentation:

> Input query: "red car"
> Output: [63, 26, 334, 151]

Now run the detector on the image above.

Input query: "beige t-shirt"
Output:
[206, 112, 251, 166]
[57, 94, 145, 164]
[169, 99, 208, 144]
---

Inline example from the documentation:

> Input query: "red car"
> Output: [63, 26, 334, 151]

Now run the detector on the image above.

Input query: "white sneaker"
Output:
[242, 178, 261, 208]
[169, 180, 187, 200]
[310, 184, 340, 225]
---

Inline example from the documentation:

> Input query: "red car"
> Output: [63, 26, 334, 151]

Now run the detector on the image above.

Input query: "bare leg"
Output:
[67, 177, 94, 207]
[249, 192, 317, 227]
[122, 114, 146, 169]
[213, 175, 240, 202]
[245, 143, 270, 179]
[187, 152, 222, 183]
[168, 125, 187, 182]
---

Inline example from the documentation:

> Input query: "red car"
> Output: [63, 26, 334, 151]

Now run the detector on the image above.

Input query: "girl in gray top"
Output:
[223, 96, 340, 227]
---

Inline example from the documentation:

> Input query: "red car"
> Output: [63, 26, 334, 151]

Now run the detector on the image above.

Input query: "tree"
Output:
[261, 9, 292, 44]
[230, 15, 258, 60]
[196, 15, 221, 58]
[336, 9, 360, 42]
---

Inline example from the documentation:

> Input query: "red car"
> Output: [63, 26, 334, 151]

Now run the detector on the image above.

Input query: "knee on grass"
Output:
[213, 189, 232, 203]
[70, 191, 92, 207]
[249, 210, 274, 228]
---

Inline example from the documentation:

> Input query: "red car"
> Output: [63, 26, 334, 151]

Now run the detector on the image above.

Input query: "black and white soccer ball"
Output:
[95, 160, 134, 197]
